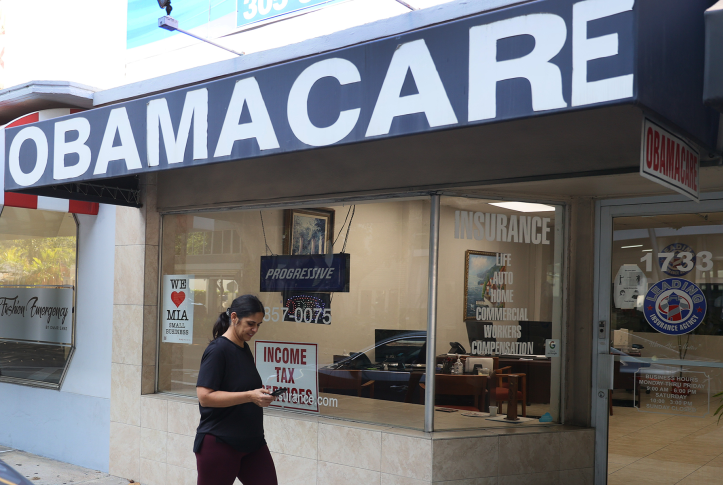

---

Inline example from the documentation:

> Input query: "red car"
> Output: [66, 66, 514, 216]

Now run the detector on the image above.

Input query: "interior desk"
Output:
[498, 358, 551, 404]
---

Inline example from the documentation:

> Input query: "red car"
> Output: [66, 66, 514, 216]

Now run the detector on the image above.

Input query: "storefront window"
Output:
[159, 198, 430, 428]
[434, 196, 564, 428]
[0, 207, 77, 387]
[158, 195, 565, 429]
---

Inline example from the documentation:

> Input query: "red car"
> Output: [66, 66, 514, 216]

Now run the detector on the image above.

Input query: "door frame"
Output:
[592, 190, 723, 484]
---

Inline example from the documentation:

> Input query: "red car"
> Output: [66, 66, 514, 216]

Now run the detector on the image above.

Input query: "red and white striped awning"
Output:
[2, 109, 99, 215]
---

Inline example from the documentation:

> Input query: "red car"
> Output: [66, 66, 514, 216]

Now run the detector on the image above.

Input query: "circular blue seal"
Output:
[643, 278, 706, 335]
[659, 243, 696, 276]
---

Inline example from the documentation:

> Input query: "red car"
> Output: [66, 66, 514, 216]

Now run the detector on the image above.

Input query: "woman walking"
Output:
[194, 294, 278, 485]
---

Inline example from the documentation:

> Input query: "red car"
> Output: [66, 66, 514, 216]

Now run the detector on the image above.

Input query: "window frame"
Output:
[0, 211, 80, 390]
[154, 192, 568, 432]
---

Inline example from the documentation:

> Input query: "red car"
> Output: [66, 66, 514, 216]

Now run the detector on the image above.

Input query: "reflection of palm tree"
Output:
[0, 237, 75, 285]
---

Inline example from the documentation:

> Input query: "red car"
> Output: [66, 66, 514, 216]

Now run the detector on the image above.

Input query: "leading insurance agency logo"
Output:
[643, 278, 706, 335]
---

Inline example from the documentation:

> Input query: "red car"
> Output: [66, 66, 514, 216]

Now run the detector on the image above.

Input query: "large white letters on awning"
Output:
[4, 0, 637, 190]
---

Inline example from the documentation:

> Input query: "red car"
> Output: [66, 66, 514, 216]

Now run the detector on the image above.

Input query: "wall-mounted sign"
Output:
[643, 278, 706, 335]
[5, 0, 637, 191]
[0, 287, 73, 344]
[238, 0, 346, 30]
[640, 118, 700, 202]
[127, 0, 346, 50]
[260, 254, 350, 292]
[614, 264, 647, 310]
[162, 274, 194, 344]
[255, 340, 319, 413]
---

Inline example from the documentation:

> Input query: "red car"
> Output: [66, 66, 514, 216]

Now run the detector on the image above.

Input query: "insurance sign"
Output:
[640, 118, 700, 202]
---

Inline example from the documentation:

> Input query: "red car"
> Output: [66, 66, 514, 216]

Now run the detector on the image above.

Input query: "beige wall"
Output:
[109, 174, 159, 481]
[562, 198, 595, 427]
[126, 397, 595, 485]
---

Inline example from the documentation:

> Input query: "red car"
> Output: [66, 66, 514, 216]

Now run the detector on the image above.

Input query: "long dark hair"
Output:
[213, 294, 265, 340]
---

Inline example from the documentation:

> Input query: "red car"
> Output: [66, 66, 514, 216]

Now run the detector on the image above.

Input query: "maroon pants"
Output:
[195, 434, 278, 485]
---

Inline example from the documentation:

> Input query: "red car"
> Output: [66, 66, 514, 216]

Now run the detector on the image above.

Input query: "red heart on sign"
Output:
[171, 291, 185, 308]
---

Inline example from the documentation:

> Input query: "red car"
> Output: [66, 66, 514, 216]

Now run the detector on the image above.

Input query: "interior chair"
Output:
[318, 369, 375, 398]
[460, 355, 527, 417]
[495, 369, 527, 417]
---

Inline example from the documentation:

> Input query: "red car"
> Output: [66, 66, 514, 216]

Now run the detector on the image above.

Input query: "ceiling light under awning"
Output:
[488, 202, 556, 213]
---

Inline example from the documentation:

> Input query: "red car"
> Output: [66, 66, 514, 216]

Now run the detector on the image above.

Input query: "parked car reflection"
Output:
[319, 331, 426, 402]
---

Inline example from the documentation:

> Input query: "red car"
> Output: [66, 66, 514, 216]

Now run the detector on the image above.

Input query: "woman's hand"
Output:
[248, 388, 275, 408]
[197, 386, 274, 408]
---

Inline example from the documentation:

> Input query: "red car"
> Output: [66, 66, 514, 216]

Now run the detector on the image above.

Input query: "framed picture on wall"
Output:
[283, 209, 335, 255]
[464, 250, 506, 321]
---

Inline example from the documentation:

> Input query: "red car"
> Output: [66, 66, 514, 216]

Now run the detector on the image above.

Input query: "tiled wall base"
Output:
[110, 396, 594, 485]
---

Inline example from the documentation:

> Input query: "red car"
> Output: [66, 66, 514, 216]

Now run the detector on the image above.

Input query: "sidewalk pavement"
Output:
[0, 447, 129, 485]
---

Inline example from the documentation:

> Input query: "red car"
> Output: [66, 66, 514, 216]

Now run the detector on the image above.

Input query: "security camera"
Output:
[157, 0, 172, 15]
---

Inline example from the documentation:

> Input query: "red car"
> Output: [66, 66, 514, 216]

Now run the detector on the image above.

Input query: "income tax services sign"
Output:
[640, 118, 700, 202]
[255, 341, 319, 412]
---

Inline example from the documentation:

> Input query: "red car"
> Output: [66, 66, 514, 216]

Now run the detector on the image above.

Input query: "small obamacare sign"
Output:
[643, 278, 706, 336]
[640, 118, 700, 202]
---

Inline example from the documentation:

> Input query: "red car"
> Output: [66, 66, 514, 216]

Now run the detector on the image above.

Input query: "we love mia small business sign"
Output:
[162, 275, 195, 344]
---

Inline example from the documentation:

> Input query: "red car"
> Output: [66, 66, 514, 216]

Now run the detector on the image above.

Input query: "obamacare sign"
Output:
[4, 0, 635, 191]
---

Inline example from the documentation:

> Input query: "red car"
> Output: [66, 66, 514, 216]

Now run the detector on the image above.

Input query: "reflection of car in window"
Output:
[331, 331, 427, 370]
[319, 331, 426, 402]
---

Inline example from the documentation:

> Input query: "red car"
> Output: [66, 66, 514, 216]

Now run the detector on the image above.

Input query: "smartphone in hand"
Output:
[270, 388, 289, 397]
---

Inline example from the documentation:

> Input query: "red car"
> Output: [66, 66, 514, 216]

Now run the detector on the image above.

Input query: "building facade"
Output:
[2, 1, 723, 484]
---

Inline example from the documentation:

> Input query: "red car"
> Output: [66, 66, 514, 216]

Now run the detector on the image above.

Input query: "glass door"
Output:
[595, 199, 723, 485]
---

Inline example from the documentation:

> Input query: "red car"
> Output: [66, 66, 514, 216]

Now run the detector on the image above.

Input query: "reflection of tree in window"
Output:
[177, 230, 240, 256]
[0, 236, 76, 285]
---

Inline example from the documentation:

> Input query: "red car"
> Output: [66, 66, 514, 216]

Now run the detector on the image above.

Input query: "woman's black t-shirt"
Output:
[194, 336, 265, 453]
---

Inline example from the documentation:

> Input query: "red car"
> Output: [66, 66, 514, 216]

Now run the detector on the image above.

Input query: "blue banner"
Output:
[260, 254, 350, 292]
[238, 0, 345, 29]
[127, 0, 235, 49]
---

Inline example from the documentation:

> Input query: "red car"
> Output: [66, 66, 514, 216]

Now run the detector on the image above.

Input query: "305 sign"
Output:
[239, 0, 343, 27]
